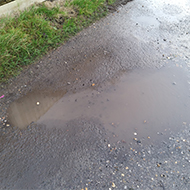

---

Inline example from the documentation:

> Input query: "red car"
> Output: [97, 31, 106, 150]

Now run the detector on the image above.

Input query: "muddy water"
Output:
[23, 64, 189, 143]
[7, 90, 65, 129]
[7, 64, 190, 143]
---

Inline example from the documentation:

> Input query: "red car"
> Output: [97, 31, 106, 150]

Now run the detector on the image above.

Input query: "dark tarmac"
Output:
[1, 0, 190, 189]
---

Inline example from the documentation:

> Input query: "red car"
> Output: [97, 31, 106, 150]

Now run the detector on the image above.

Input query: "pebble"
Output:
[36, 102, 40, 105]
[112, 182, 116, 188]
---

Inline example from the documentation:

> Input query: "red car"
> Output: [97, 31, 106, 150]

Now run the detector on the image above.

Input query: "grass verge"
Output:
[0, 0, 116, 82]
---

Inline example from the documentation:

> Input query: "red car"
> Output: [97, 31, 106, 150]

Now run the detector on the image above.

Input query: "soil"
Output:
[0, 0, 14, 6]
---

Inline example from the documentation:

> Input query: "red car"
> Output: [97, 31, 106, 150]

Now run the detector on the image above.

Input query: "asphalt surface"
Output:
[1, 0, 190, 189]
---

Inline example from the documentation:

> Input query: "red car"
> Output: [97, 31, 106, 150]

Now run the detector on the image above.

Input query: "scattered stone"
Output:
[112, 182, 116, 188]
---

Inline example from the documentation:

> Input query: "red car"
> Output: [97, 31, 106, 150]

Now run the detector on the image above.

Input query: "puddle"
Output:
[7, 64, 190, 143]
[7, 90, 65, 129]
[34, 65, 190, 143]
[134, 16, 160, 27]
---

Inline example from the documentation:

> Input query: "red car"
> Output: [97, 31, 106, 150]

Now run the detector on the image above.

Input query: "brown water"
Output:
[7, 90, 64, 129]
[8, 64, 190, 143]
[35, 65, 190, 142]
[7, 63, 190, 144]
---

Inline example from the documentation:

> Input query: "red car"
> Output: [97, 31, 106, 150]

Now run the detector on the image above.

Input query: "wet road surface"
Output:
[1, 0, 190, 189]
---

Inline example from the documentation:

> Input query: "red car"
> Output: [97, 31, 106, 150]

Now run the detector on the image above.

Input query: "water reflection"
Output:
[7, 90, 64, 129]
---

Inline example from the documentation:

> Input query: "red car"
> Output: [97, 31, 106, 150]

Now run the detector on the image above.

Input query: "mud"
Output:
[1, 0, 190, 189]
[0, 0, 14, 6]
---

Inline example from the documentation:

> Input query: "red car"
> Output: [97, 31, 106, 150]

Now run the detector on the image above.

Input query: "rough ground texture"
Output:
[1, 0, 190, 189]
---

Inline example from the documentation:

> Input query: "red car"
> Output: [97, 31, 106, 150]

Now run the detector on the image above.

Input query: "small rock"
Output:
[112, 182, 116, 188]
[173, 82, 177, 85]
[36, 102, 40, 105]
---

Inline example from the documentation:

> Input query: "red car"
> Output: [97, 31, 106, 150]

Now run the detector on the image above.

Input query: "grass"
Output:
[0, 0, 116, 82]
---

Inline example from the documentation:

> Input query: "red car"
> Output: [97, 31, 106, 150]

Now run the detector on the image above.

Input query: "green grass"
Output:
[0, 0, 116, 82]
